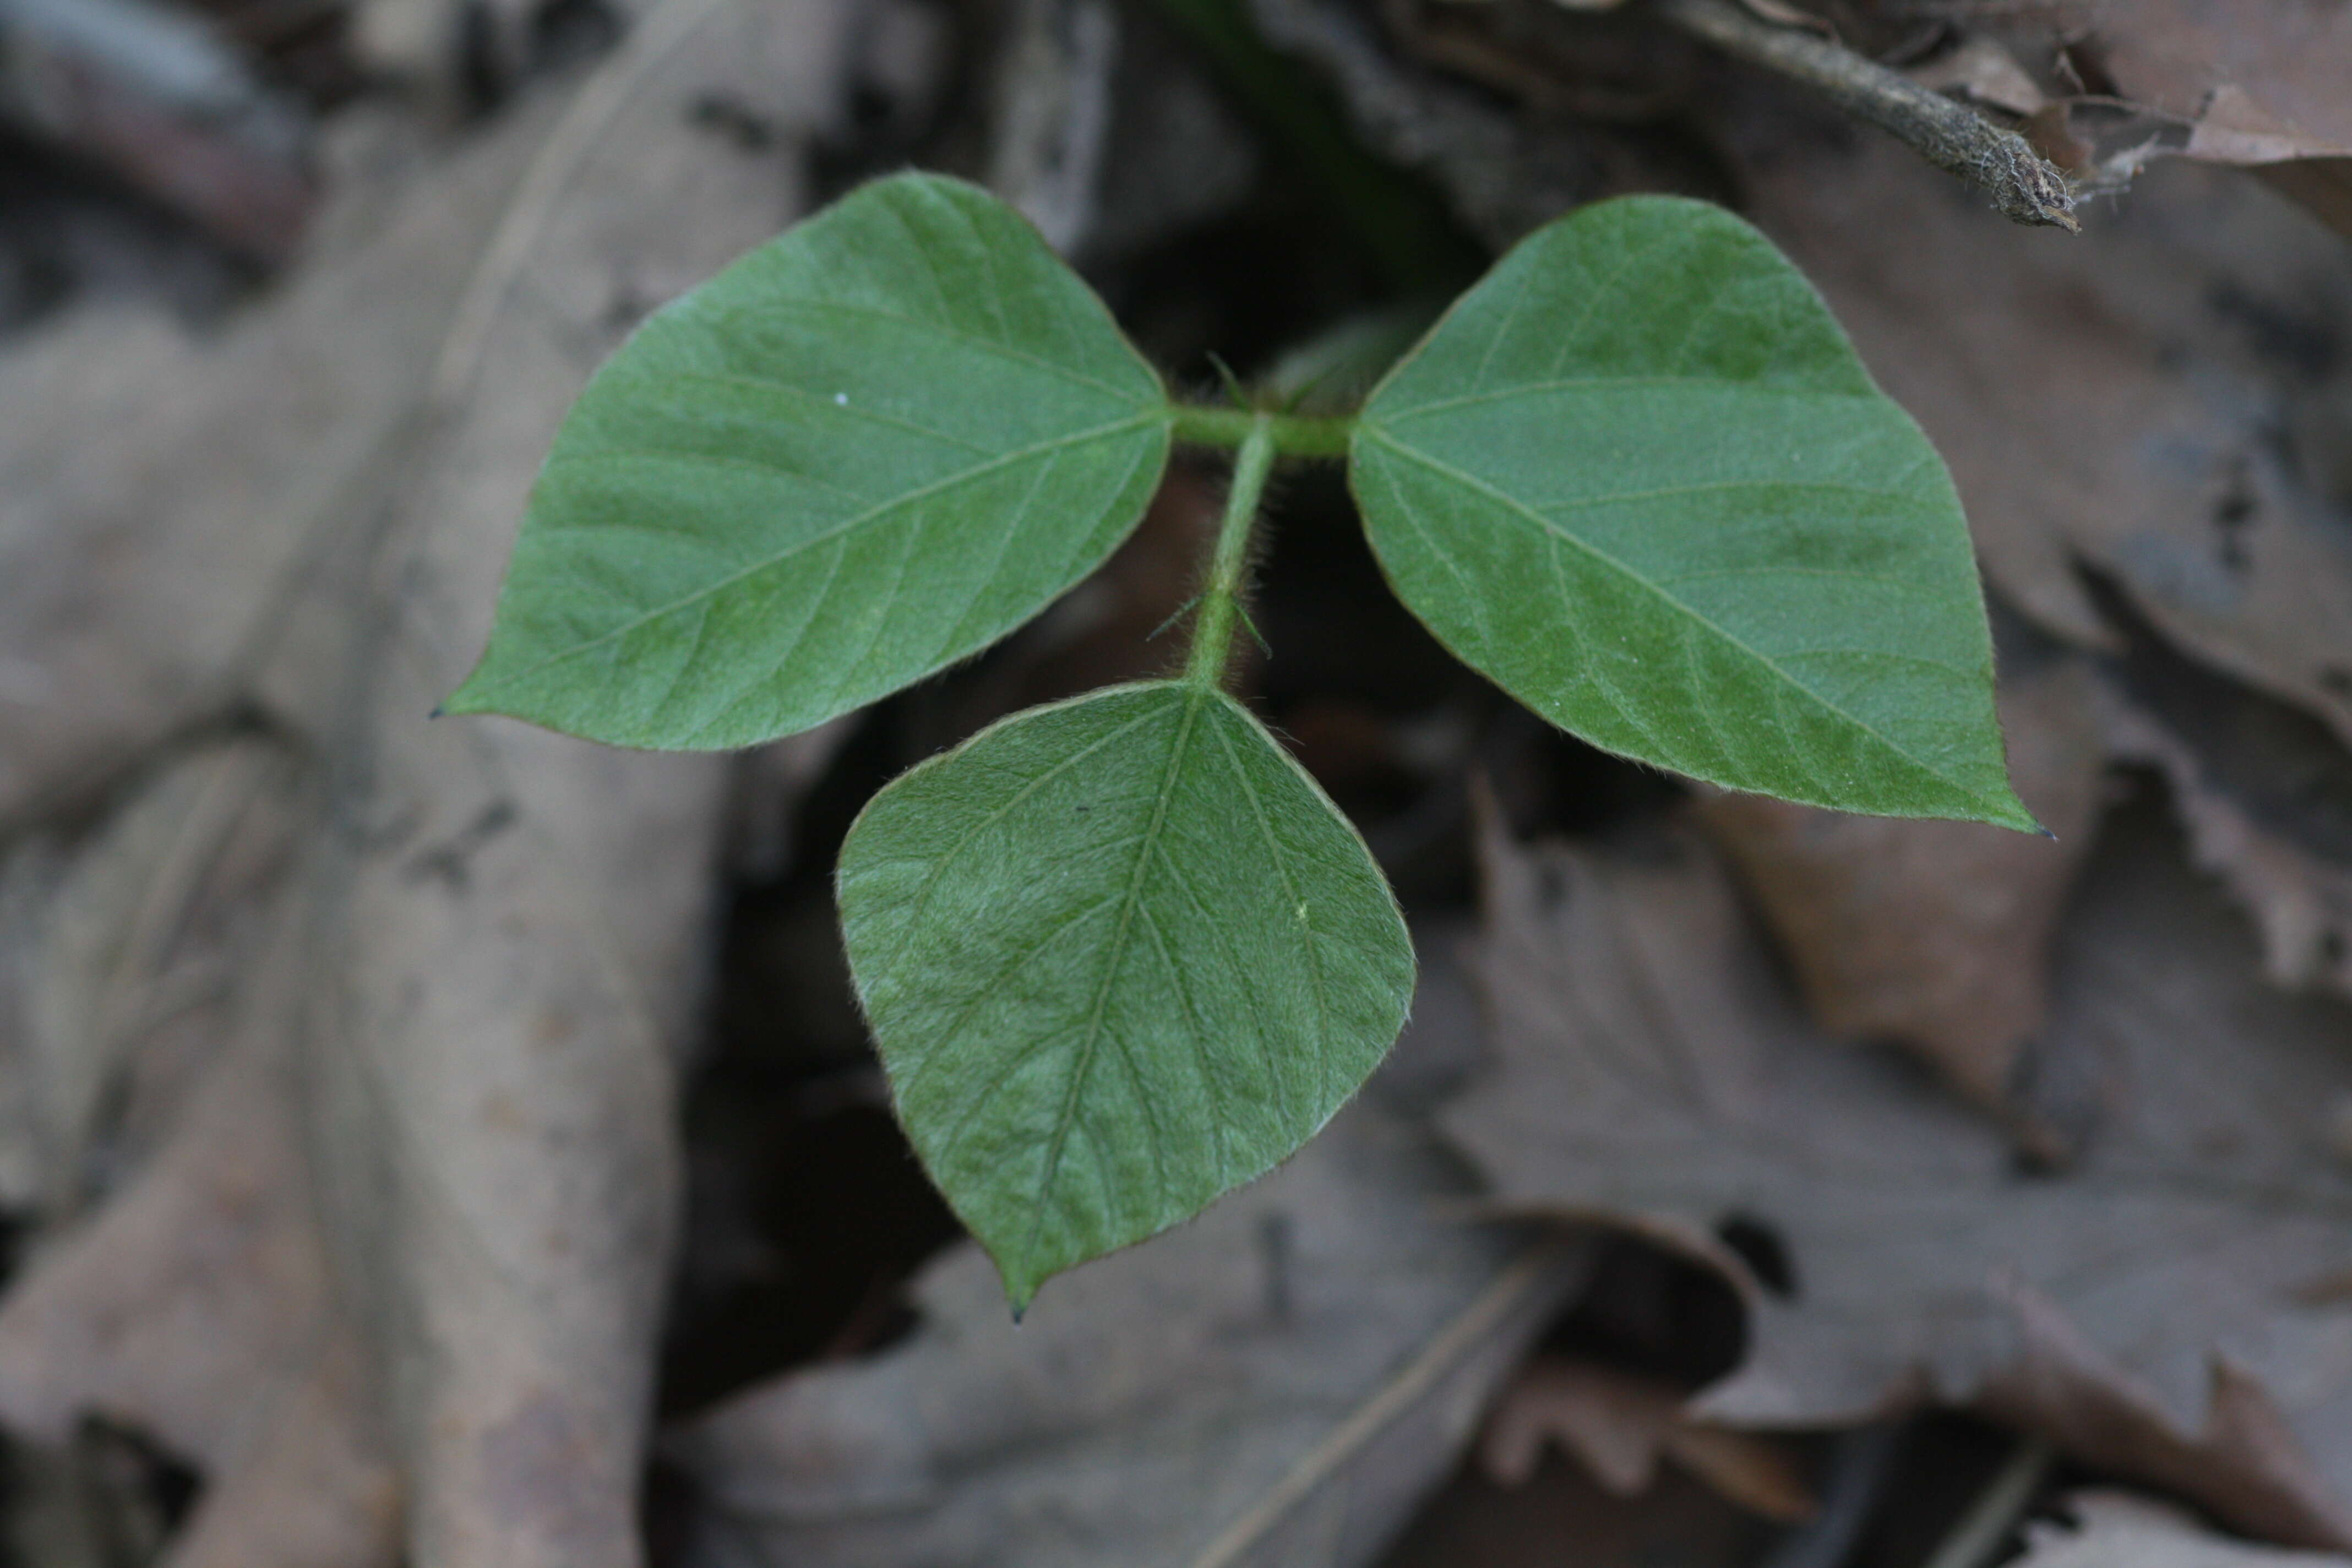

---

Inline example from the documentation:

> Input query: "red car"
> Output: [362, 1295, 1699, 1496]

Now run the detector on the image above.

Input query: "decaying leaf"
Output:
[669, 1085, 1590, 1568]
[1975, 3, 2352, 186]
[0, 83, 572, 828]
[2088, 586, 2352, 1002]
[0, 891, 401, 1568]
[1695, 645, 2108, 1146]
[0, 2, 852, 1564]
[1908, 36, 2049, 120]
[1478, 1355, 1814, 1522]
[0, 736, 298, 1215]
[296, 2, 850, 1561]
[2018, 1492, 2352, 1568]
[1443, 795, 2352, 1548]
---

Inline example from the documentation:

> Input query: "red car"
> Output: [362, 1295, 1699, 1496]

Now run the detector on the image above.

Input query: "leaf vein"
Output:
[1359, 428, 1991, 808]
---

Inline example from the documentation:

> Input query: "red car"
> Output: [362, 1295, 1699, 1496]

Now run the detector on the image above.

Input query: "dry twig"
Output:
[1648, 0, 2078, 230]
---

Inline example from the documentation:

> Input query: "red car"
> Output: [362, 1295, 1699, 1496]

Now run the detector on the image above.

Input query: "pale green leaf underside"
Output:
[837, 680, 1414, 1310]
[1353, 195, 2032, 829]
[446, 171, 1171, 748]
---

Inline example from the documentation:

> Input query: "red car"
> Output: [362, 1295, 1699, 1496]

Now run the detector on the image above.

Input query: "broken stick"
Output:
[1649, 0, 2078, 231]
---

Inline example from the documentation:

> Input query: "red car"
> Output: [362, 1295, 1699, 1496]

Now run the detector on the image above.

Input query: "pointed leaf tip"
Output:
[1352, 194, 2024, 826]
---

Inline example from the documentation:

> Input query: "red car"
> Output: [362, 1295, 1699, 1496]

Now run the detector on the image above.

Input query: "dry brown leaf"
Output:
[2018, 1491, 2352, 1568]
[1442, 796, 2352, 1549]
[0, 65, 570, 1568]
[1908, 36, 2048, 118]
[0, 89, 573, 829]
[2090, 594, 2352, 1001]
[668, 1044, 1591, 1568]
[0, 890, 401, 1568]
[0, 3, 851, 1563]
[1695, 646, 2106, 1143]
[2010, 2, 2352, 170]
[1889, 3, 2352, 226]
[2253, 161, 2352, 243]
[0, 736, 298, 1213]
[288, 3, 851, 1563]
[1478, 1355, 1814, 1522]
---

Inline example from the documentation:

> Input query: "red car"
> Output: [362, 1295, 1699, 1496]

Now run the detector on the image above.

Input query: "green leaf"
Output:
[837, 680, 1414, 1310]
[445, 172, 1172, 748]
[1351, 195, 2034, 830]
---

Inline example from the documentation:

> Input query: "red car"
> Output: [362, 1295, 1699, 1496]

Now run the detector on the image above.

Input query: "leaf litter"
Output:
[0, 1, 856, 1564]
[668, 1074, 1591, 1568]
[1933, 1, 2352, 227]
[1693, 637, 2109, 1154]
[1444, 787, 2352, 1548]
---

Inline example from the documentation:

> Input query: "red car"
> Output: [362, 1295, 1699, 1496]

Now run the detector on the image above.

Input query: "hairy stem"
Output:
[1174, 404, 1354, 458]
[1185, 414, 1279, 689]
[1651, 0, 2078, 232]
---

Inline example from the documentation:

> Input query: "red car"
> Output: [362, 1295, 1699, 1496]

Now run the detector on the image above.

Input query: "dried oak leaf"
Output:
[1694, 643, 2107, 1145]
[1442, 797, 2352, 1549]
[1478, 1355, 1814, 1522]
[669, 1082, 1589, 1568]
[2018, 1491, 2352, 1568]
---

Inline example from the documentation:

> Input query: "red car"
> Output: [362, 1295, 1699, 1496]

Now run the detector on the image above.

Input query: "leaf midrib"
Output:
[1021, 684, 1208, 1282]
[1356, 423, 1995, 812]
[465, 411, 1167, 698]
[1372, 374, 1873, 425]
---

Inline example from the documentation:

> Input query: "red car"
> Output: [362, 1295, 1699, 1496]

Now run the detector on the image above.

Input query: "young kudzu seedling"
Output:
[446, 171, 2033, 1312]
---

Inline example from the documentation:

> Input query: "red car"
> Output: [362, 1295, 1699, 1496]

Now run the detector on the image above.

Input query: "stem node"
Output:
[1185, 415, 1280, 690]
